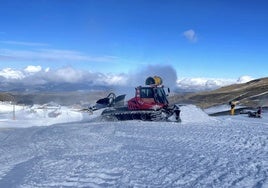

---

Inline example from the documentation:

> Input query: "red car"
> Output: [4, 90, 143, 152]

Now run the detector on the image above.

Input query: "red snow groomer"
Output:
[93, 76, 181, 122]
[128, 76, 167, 110]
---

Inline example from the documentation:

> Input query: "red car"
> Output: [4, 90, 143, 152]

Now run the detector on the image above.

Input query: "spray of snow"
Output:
[127, 65, 178, 88]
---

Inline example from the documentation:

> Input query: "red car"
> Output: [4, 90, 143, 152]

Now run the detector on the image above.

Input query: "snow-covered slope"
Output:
[0, 102, 84, 128]
[0, 104, 267, 187]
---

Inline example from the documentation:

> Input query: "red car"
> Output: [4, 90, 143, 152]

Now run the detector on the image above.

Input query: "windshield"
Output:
[140, 88, 154, 98]
[154, 88, 169, 105]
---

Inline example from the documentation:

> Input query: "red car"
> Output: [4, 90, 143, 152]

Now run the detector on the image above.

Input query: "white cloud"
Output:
[0, 68, 25, 80]
[52, 67, 86, 83]
[0, 66, 128, 87]
[24, 65, 42, 74]
[177, 77, 236, 91]
[176, 76, 255, 91]
[237, 75, 254, 83]
[101, 73, 128, 86]
[183, 29, 198, 43]
[45, 67, 50, 72]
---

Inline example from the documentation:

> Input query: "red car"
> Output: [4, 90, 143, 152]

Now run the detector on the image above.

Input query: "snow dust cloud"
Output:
[109, 65, 178, 99]
[127, 65, 178, 89]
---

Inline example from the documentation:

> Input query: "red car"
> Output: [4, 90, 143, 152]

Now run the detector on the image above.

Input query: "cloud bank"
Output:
[177, 78, 235, 91]
[0, 65, 255, 92]
[0, 65, 127, 88]
[177, 76, 254, 91]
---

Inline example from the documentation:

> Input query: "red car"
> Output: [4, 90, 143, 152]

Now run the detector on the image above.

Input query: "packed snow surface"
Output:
[0, 103, 267, 187]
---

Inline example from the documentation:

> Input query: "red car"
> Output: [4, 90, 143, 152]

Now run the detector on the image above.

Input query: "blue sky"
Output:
[0, 0, 268, 79]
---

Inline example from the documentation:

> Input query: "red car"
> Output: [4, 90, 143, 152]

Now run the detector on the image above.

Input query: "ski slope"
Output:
[0, 103, 267, 187]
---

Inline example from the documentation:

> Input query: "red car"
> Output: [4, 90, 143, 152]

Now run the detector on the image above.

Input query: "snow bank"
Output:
[0, 103, 217, 128]
[0, 102, 24, 113]
[180, 105, 216, 124]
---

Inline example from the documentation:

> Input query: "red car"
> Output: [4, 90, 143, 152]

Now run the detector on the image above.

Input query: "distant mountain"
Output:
[11, 91, 109, 106]
[0, 93, 15, 102]
[0, 81, 110, 93]
[171, 77, 268, 108]
[0, 81, 112, 105]
[2, 77, 268, 108]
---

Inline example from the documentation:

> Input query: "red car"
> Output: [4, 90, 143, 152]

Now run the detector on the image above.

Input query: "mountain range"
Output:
[171, 77, 268, 108]
[1, 77, 268, 108]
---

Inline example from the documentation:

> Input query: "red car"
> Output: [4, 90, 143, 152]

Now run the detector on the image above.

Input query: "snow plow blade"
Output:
[90, 93, 126, 111]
